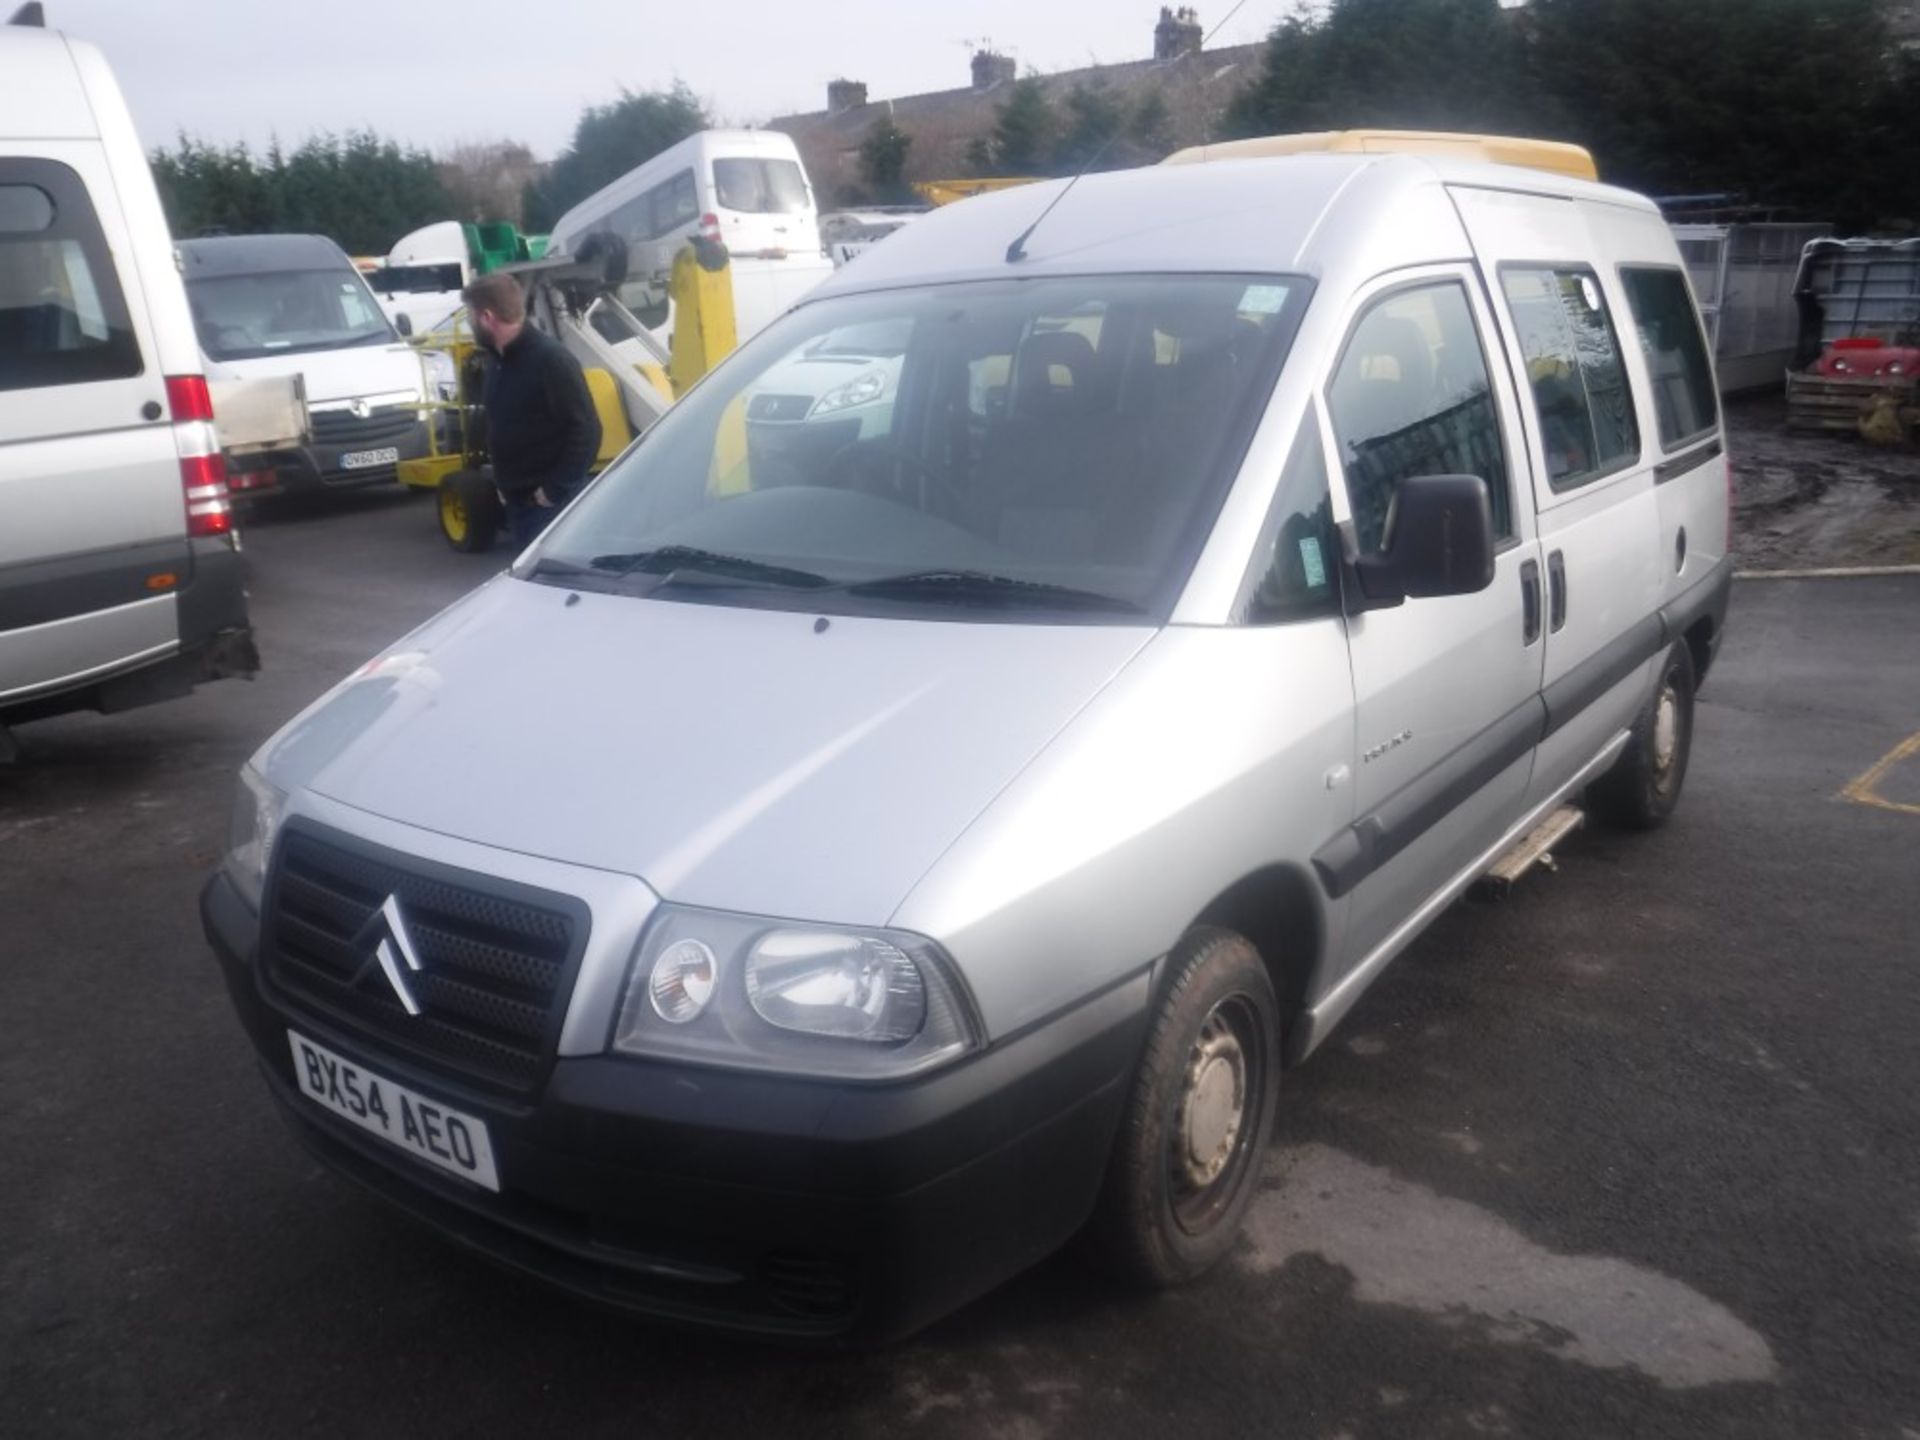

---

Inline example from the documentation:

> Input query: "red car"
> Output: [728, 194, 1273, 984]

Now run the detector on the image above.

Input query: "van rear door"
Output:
[0, 143, 187, 703]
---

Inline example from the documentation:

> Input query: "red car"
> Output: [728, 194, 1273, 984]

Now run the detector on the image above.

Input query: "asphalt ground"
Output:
[4, 489, 1918, 1440]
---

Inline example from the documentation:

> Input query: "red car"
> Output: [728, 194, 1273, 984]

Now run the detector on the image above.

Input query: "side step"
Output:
[1476, 805, 1584, 898]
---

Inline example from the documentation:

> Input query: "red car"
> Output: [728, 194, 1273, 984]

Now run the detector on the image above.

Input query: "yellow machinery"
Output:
[397, 241, 733, 552]
[1161, 130, 1599, 182]
[912, 177, 1041, 207]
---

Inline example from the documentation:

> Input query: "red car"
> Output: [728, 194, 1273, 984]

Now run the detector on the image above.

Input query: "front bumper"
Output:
[201, 871, 1144, 1340]
[228, 420, 432, 496]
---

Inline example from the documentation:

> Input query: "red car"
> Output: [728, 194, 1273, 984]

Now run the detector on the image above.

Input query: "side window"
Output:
[661, 171, 698, 234]
[0, 162, 142, 393]
[1620, 267, 1718, 449]
[1327, 281, 1511, 555]
[1241, 419, 1338, 624]
[1499, 267, 1640, 489]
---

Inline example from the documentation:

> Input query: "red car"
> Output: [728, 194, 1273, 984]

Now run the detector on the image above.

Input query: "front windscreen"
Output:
[186, 268, 395, 360]
[525, 273, 1306, 622]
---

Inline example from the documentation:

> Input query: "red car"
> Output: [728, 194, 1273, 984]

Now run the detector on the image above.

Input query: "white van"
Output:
[548, 129, 835, 343]
[204, 143, 1730, 1340]
[1, 10, 254, 752]
[177, 234, 437, 497]
[365, 220, 469, 336]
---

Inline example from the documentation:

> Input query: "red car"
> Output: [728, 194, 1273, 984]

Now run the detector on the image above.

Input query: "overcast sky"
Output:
[57, 1, 1285, 158]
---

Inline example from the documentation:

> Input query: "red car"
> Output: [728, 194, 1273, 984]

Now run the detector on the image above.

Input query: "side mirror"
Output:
[394, 312, 414, 338]
[1352, 473, 1497, 607]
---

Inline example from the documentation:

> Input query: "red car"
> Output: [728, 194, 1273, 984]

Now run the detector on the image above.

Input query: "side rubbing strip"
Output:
[1313, 696, 1547, 900]
[1654, 437, 1722, 486]
[1540, 613, 1666, 739]
[1660, 555, 1734, 640]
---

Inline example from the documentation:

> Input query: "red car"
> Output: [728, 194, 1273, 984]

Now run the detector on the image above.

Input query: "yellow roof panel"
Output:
[1162, 130, 1598, 183]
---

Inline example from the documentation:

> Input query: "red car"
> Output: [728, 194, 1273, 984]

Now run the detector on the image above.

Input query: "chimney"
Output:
[971, 50, 1017, 91]
[1154, 5, 1204, 60]
[827, 78, 868, 114]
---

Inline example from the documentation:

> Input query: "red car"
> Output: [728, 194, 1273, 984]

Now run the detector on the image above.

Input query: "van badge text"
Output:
[1363, 730, 1414, 763]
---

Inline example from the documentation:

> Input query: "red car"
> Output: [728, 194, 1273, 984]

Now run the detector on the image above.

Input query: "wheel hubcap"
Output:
[1653, 684, 1679, 771]
[1179, 1014, 1247, 1189]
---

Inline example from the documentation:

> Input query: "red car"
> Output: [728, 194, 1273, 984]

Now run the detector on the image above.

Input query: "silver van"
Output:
[202, 147, 1731, 1339]
[2, 12, 253, 755]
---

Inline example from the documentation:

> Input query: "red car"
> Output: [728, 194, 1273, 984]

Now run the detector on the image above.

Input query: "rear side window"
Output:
[1499, 267, 1639, 490]
[1620, 267, 1718, 449]
[1328, 280, 1512, 554]
[651, 170, 698, 236]
[0, 160, 142, 393]
[712, 158, 809, 215]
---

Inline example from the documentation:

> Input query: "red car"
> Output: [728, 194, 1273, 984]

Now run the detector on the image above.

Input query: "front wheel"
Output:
[1086, 927, 1281, 1287]
[1587, 639, 1697, 830]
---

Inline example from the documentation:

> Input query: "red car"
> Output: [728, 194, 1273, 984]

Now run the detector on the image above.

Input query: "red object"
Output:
[1813, 339, 1920, 378]
[164, 373, 214, 421]
[165, 373, 233, 538]
[699, 212, 722, 244]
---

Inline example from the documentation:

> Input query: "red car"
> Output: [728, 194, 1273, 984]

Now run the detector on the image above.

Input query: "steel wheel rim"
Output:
[1653, 678, 1681, 773]
[441, 488, 468, 541]
[1169, 993, 1265, 1235]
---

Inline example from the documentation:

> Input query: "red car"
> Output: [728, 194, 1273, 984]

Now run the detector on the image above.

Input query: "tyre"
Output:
[439, 469, 500, 554]
[1587, 639, 1697, 830]
[1086, 927, 1281, 1287]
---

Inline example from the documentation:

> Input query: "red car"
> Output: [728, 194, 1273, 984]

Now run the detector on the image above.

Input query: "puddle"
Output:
[1243, 1145, 1777, 1389]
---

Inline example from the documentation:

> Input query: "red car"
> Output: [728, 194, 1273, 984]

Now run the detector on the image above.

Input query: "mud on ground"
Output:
[1726, 392, 1920, 570]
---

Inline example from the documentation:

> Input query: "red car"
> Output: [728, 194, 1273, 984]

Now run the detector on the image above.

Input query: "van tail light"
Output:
[699, 212, 722, 243]
[165, 374, 233, 538]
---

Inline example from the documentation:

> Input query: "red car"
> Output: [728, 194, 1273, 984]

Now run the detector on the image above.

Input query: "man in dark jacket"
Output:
[461, 272, 602, 548]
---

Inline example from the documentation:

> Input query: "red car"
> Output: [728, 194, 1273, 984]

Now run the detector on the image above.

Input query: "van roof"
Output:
[177, 234, 355, 278]
[810, 152, 1657, 303]
[0, 26, 96, 139]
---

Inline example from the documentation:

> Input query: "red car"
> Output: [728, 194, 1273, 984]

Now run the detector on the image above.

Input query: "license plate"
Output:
[287, 1031, 499, 1191]
[338, 446, 400, 471]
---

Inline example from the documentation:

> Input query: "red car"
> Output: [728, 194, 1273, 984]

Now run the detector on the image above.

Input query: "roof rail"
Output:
[1162, 130, 1598, 183]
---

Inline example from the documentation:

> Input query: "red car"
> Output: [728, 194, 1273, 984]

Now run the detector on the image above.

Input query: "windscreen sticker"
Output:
[1239, 284, 1288, 315]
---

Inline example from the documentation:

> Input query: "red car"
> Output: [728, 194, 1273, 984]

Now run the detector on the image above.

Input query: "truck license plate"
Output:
[287, 1030, 499, 1190]
[339, 446, 400, 470]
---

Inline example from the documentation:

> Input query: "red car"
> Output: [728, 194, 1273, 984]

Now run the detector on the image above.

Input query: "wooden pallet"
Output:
[1786, 371, 1918, 433]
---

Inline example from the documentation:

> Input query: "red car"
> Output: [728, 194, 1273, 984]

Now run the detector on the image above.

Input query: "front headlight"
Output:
[225, 764, 287, 912]
[809, 370, 886, 416]
[611, 906, 980, 1081]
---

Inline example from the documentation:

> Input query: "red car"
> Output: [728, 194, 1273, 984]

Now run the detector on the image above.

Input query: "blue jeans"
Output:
[503, 481, 578, 549]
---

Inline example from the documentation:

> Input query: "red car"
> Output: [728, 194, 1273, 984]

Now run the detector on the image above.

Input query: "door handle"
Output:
[1548, 550, 1568, 632]
[1520, 559, 1541, 643]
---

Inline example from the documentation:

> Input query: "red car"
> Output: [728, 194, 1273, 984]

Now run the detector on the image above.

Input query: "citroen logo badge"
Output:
[352, 895, 425, 1016]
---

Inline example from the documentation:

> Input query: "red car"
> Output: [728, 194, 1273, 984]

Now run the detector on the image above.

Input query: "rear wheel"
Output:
[1588, 639, 1697, 829]
[438, 470, 500, 553]
[1086, 927, 1281, 1287]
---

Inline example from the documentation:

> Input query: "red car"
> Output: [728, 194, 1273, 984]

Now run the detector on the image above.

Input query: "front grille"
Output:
[310, 405, 421, 448]
[263, 827, 586, 1096]
[746, 393, 812, 422]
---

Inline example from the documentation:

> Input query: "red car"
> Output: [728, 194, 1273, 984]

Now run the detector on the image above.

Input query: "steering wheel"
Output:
[827, 438, 962, 517]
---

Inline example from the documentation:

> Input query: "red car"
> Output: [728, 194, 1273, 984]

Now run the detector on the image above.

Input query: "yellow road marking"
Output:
[1840, 730, 1920, 816]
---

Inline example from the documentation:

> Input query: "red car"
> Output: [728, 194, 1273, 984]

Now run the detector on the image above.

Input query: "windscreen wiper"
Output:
[844, 570, 1140, 613]
[588, 545, 832, 590]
